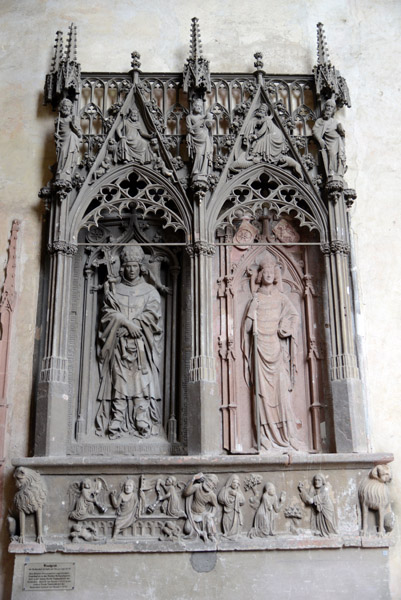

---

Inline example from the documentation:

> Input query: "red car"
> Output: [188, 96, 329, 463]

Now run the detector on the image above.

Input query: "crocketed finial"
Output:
[316, 22, 331, 66]
[183, 17, 211, 93]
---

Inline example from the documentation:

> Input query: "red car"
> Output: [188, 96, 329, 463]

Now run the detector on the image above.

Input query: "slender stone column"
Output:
[323, 176, 367, 452]
[186, 188, 221, 454]
[36, 240, 77, 456]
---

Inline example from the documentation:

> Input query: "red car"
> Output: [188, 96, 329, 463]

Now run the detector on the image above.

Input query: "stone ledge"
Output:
[11, 452, 394, 474]
[9, 533, 394, 555]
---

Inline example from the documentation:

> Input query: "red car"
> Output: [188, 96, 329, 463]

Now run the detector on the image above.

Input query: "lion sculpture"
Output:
[358, 464, 394, 536]
[9, 467, 47, 544]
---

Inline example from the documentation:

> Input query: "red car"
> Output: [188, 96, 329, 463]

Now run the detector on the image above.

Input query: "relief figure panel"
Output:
[215, 217, 327, 454]
[69, 214, 185, 455]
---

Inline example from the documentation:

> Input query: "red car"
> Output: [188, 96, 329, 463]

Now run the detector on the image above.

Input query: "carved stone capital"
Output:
[48, 241, 78, 256]
[344, 188, 357, 209]
[320, 241, 350, 255]
[54, 178, 73, 202]
[186, 242, 216, 257]
[325, 175, 344, 203]
[191, 181, 209, 203]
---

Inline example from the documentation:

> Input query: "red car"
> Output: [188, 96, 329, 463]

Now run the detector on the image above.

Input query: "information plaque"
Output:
[23, 562, 75, 591]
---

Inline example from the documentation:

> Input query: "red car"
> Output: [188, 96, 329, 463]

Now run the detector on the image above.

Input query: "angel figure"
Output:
[69, 477, 108, 521]
[110, 479, 138, 539]
[147, 476, 185, 517]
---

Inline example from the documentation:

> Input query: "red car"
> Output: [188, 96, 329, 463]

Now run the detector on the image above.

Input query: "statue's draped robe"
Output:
[300, 485, 337, 537]
[56, 116, 81, 179]
[249, 490, 280, 537]
[113, 492, 138, 534]
[117, 117, 153, 164]
[96, 278, 162, 435]
[244, 114, 285, 162]
[242, 286, 299, 448]
[312, 116, 346, 175]
[218, 481, 245, 538]
[186, 113, 213, 177]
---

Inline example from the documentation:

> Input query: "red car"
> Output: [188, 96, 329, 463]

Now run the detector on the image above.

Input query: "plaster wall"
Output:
[0, 0, 400, 598]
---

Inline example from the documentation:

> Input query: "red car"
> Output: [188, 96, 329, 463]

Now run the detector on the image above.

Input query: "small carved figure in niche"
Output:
[312, 97, 346, 177]
[70, 522, 100, 543]
[110, 479, 138, 539]
[9, 467, 47, 544]
[298, 473, 337, 537]
[186, 98, 214, 181]
[159, 521, 182, 541]
[358, 464, 395, 536]
[116, 108, 154, 165]
[242, 254, 302, 451]
[218, 474, 245, 539]
[69, 477, 108, 520]
[231, 103, 303, 178]
[183, 473, 218, 542]
[55, 98, 82, 182]
[248, 482, 285, 537]
[147, 476, 185, 517]
[114, 108, 173, 177]
[95, 245, 163, 440]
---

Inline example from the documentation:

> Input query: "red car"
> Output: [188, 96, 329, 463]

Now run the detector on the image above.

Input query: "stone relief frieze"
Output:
[9, 465, 395, 550]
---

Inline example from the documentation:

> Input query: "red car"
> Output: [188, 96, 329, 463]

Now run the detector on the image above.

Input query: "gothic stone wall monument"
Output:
[8, 20, 395, 599]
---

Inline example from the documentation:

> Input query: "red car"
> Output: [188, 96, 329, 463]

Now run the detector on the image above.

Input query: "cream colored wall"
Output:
[1, 0, 400, 597]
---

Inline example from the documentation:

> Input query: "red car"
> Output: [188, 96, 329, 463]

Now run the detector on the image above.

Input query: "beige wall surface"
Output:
[0, 0, 400, 598]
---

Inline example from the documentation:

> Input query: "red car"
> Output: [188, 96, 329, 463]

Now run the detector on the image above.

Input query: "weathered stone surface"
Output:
[11, 548, 391, 600]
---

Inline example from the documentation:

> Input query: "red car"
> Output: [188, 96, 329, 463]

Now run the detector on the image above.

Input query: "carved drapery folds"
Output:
[35, 19, 367, 460]
[215, 206, 326, 455]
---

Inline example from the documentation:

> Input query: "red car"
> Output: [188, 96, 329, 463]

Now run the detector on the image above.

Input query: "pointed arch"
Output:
[68, 164, 193, 242]
[207, 164, 328, 241]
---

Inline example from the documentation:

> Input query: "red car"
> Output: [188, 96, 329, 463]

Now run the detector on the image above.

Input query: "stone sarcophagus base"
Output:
[9, 454, 394, 599]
